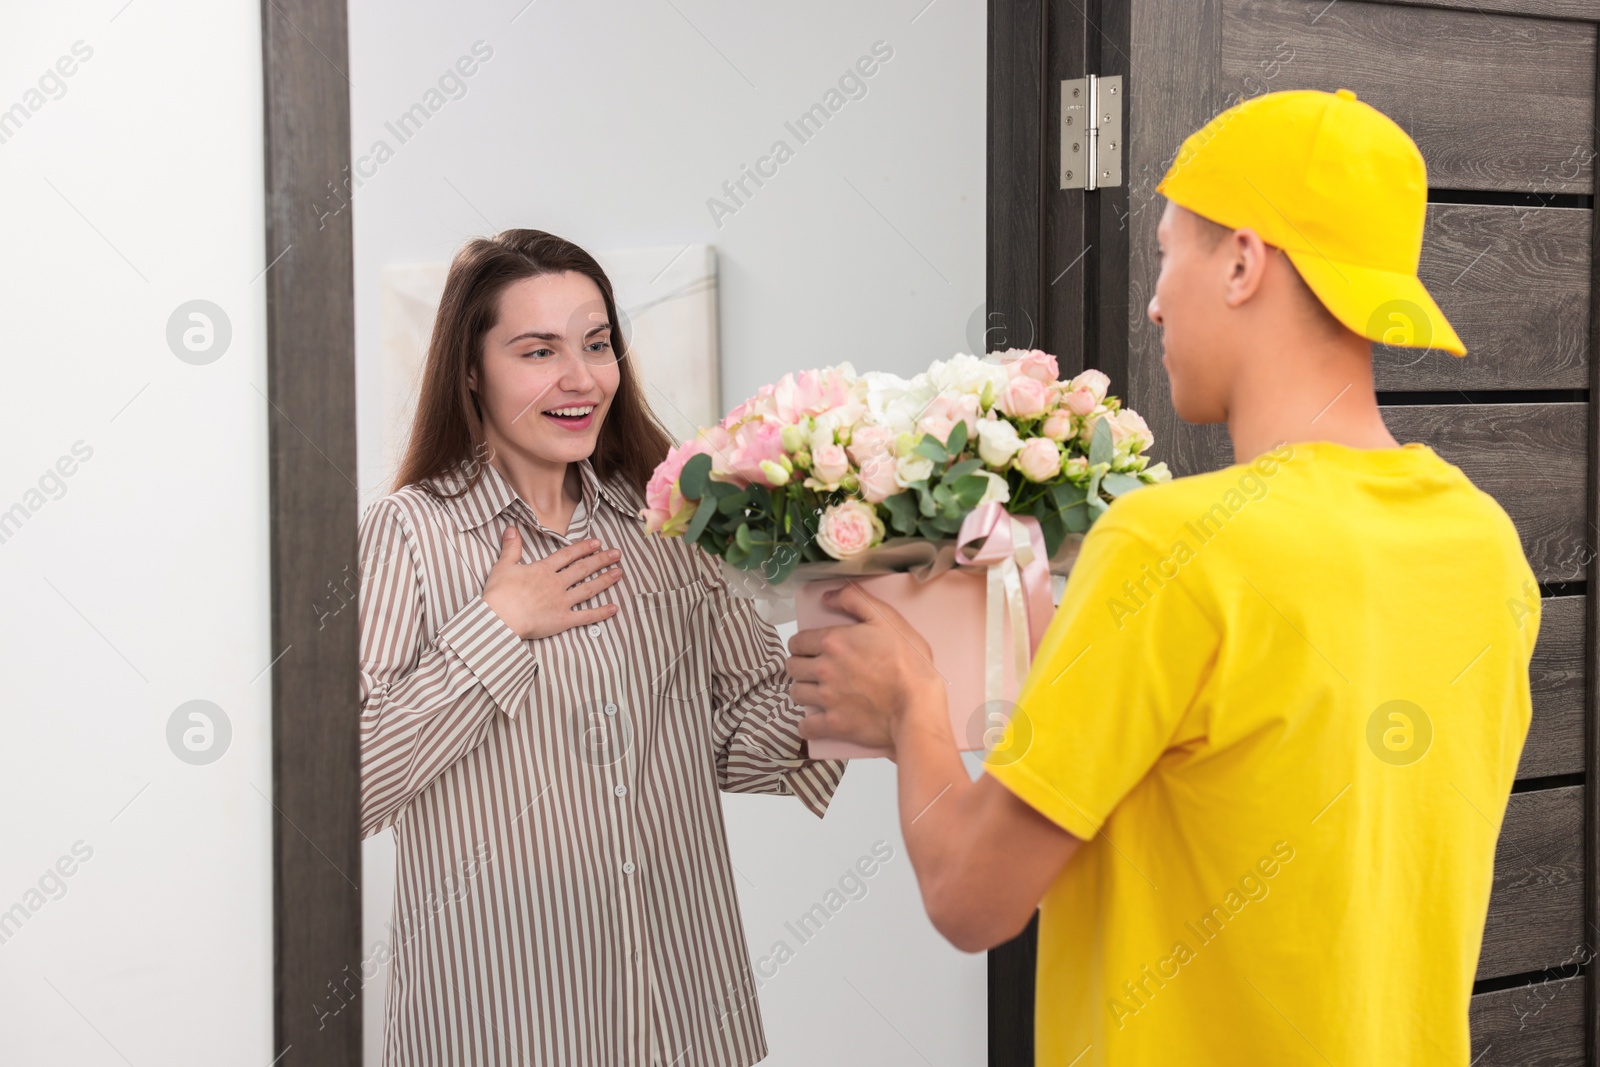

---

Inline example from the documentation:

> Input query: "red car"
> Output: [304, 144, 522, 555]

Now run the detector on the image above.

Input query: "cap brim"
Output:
[1285, 250, 1466, 357]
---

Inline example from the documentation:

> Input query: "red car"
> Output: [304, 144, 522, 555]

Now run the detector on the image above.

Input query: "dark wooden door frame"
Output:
[1586, 20, 1600, 1065]
[262, 0, 362, 1064]
[986, 1, 1127, 1063]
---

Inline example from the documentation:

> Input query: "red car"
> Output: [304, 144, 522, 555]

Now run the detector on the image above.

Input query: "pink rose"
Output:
[856, 454, 900, 503]
[924, 392, 982, 437]
[1015, 437, 1064, 483]
[642, 437, 715, 535]
[915, 414, 954, 445]
[999, 348, 1059, 383]
[1041, 410, 1074, 441]
[773, 368, 849, 423]
[811, 443, 850, 485]
[1068, 368, 1111, 403]
[727, 421, 786, 486]
[846, 424, 895, 467]
[815, 499, 885, 560]
[724, 383, 777, 426]
[1077, 405, 1111, 445]
[997, 376, 1050, 419]
[1060, 384, 1099, 416]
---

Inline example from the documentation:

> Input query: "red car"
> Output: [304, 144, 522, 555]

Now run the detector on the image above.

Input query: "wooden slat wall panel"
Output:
[1478, 786, 1584, 979]
[986, 7, 1048, 1062]
[1221, 0, 1596, 194]
[1471, 976, 1585, 1067]
[1382, 403, 1587, 583]
[1521, 595, 1587, 779]
[1374, 205, 1590, 392]
[1375, 0, 1600, 21]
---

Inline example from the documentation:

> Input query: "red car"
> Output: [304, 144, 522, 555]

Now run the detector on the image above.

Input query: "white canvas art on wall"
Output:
[377, 243, 720, 491]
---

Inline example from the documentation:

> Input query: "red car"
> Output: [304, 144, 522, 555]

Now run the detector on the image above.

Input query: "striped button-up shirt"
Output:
[358, 453, 846, 1066]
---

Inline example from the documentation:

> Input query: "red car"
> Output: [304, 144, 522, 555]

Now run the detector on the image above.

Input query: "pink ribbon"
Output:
[954, 502, 1054, 655]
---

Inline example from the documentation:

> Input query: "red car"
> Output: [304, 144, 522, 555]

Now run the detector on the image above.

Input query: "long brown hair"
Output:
[390, 229, 677, 502]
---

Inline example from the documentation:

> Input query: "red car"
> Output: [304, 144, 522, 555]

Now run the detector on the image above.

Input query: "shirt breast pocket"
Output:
[629, 579, 715, 707]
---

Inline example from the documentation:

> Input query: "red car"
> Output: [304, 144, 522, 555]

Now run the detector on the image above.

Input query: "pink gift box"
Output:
[793, 569, 1032, 760]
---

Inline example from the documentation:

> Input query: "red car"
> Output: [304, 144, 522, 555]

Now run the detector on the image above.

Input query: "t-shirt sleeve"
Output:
[983, 520, 1220, 841]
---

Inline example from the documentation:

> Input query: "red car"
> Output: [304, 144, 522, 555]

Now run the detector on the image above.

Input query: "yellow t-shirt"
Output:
[984, 439, 1540, 1066]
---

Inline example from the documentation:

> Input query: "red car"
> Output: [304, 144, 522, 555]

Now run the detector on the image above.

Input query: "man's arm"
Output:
[788, 582, 1081, 952]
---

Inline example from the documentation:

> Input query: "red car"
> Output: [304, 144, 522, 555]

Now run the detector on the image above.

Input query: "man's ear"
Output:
[1221, 227, 1272, 310]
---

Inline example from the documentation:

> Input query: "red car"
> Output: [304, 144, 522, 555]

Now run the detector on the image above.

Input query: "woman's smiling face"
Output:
[469, 270, 622, 466]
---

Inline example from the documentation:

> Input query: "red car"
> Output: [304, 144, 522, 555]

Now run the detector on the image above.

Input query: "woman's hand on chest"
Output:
[481, 525, 625, 640]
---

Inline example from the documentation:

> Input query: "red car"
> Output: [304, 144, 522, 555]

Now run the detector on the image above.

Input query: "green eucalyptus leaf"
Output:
[1089, 416, 1113, 468]
[1052, 482, 1088, 511]
[944, 420, 968, 456]
[1102, 472, 1144, 497]
[735, 523, 752, 551]
[762, 545, 800, 585]
[718, 489, 751, 516]
[946, 457, 982, 480]
[679, 452, 712, 499]
[917, 486, 937, 517]
[884, 492, 918, 535]
[1038, 506, 1067, 558]
[685, 494, 717, 542]
[954, 473, 989, 507]
[915, 436, 948, 463]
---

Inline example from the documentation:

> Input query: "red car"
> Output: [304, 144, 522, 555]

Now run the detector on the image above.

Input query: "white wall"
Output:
[348, 1, 988, 1063]
[0, 2, 274, 1064]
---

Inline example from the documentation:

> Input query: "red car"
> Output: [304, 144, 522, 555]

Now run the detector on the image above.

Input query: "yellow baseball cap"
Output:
[1156, 88, 1466, 357]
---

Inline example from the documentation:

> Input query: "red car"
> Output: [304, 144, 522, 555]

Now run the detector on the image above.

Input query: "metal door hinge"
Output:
[1061, 75, 1123, 191]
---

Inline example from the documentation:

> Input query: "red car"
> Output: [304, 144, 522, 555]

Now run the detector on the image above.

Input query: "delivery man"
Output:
[785, 88, 1541, 1065]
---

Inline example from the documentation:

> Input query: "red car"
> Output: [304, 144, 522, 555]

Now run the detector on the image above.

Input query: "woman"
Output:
[358, 229, 846, 1066]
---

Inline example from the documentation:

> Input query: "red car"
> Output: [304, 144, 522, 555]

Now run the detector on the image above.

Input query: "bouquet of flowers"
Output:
[639, 348, 1169, 588]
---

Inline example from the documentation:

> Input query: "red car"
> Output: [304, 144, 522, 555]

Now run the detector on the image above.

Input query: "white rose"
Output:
[895, 452, 934, 487]
[929, 353, 1009, 398]
[861, 371, 933, 436]
[975, 470, 1011, 507]
[976, 418, 1024, 468]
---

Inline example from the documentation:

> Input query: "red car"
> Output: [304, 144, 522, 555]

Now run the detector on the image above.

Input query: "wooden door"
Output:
[988, 1, 1597, 1063]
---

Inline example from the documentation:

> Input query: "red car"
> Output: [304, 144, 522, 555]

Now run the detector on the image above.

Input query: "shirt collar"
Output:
[426, 455, 642, 533]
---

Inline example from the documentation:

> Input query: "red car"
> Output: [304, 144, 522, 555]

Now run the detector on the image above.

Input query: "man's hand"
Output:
[785, 580, 948, 750]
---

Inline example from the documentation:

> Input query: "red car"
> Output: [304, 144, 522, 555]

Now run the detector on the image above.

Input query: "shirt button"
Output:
[622, 860, 636, 875]
[604, 702, 618, 716]
[587, 623, 602, 637]
[614, 784, 627, 797]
